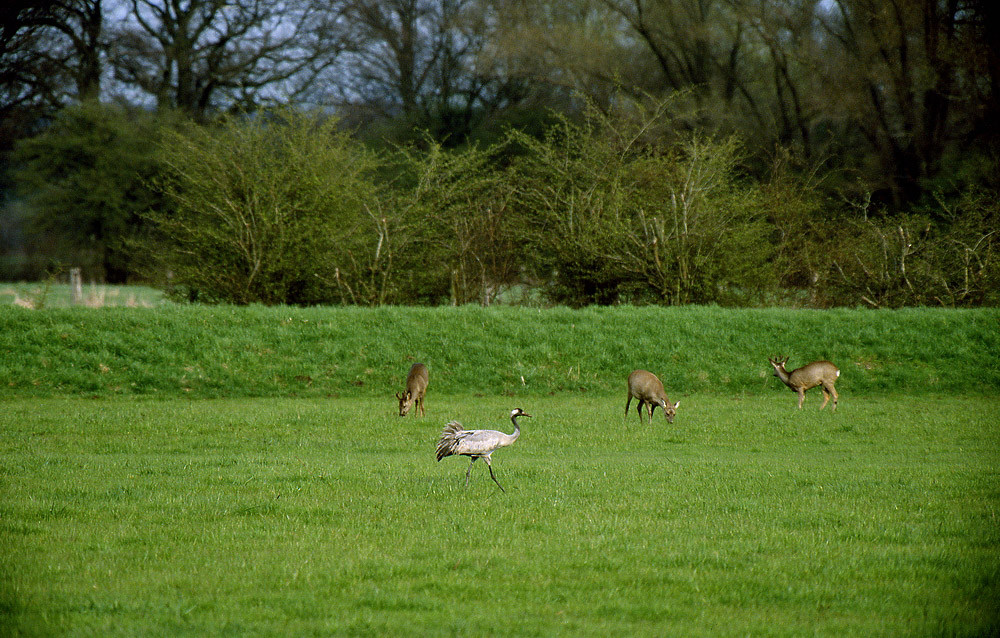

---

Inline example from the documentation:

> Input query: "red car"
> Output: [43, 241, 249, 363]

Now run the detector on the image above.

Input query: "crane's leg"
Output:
[483, 456, 505, 493]
[465, 457, 477, 487]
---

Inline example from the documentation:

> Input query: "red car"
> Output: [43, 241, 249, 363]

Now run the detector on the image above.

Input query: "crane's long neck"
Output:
[507, 415, 522, 442]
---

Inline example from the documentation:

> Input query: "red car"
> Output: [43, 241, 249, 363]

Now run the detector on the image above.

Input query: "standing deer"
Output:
[625, 370, 680, 424]
[397, 363, 429, 417]
[767, 356, 840, 411]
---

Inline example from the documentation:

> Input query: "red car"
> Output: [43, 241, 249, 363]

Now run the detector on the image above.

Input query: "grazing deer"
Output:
[396, 363, 429, 417]
[767, 356, 840, 411]
[625, 370, 680, 424]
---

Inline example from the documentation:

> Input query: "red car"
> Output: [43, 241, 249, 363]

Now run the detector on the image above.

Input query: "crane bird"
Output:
[435, 408, 531, 492]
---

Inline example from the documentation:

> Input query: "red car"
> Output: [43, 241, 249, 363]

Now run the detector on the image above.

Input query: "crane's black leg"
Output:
[465, 457, 477, 487]
[484, 457, 505, 493]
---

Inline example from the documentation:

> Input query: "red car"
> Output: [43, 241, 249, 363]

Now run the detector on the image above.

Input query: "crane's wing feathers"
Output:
[436, 421, 509, 460]
[436, 421, 465, 461]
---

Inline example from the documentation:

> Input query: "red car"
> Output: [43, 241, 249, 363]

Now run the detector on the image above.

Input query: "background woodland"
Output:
[1, 0, 997, 307]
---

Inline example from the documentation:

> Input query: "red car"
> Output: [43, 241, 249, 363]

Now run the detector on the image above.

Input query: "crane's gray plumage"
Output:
[436, 408, 531, 492]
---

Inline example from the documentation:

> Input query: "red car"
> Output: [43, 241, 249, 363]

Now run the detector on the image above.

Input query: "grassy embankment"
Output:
[1, 304, 998, 635]
[1, 304, 998, 398]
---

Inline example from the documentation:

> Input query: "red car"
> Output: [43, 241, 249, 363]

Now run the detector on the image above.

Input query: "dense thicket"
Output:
[137, 106, 997, 307]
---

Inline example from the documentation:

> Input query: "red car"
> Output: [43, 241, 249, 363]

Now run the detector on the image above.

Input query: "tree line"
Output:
[0, 0, 997, 307]
[10, 101, 997, 307]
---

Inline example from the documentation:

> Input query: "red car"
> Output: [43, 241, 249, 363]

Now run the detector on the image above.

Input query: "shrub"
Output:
[826, 190, 999, 308]
[144, 110, 380, 305]
[509, 102, 776, 307]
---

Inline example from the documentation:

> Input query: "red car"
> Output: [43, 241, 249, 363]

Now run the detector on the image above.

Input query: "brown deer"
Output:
[767, 356, 840, 411]
[397, 363, 429, 417]
[625, 370, 680, 424]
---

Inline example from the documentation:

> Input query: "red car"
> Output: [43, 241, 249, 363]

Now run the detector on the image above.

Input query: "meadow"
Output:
[1, 304, 998, 635]
[2, 395, 997, 636]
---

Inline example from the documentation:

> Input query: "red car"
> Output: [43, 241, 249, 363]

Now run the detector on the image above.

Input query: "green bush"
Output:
[144, 110, 381, 305]
[825, 190, 999, 308]
[364, 141, 524, 306]
[509, 104, 776, 307]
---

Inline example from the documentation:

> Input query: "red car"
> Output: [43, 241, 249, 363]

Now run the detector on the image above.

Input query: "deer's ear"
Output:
[395, 392, 402, 399]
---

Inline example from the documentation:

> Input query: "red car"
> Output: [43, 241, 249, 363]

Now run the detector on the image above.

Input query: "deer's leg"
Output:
[819, 388, 830, 410]
[625, 396, 633, 422]
[484, 456, 505, 493]
[419, 397, 425, 417]
[828, 384, 838, 411]
[636, 400, 645, 424]
[797, 389, 805, 409]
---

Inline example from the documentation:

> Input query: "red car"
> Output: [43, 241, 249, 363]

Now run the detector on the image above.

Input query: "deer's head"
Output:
[660, 399, 680, 423]
[768, 355, 789, 377]
[396, 391, 413, 416]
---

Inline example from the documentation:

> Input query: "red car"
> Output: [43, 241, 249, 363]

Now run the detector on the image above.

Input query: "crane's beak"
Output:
[520, 412, 532, 418]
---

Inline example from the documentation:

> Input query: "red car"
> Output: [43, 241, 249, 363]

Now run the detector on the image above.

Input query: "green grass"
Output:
[2, 305, 998, 398]
[2, 395, 998, 636]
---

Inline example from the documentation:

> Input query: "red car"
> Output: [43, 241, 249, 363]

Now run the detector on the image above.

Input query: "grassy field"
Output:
[1, 303, 998, 634]
[2, 394, 998, 636]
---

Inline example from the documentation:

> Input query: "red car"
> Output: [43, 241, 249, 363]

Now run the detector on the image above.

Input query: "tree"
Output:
[818, 0, 995, 206]
[12, 101, 173, 282]
[330, 0, 535, 146]
[0, 0, 103, 115]
[109, 0, 346, 120]
[145, 109, 381, 305]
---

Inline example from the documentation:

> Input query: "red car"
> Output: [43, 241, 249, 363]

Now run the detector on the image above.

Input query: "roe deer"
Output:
[625, 370, 680, 424]
[397, 363, 429, 417]
[767, 356, 839, 411]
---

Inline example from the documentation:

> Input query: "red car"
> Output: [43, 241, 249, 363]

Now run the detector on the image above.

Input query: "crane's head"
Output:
[510, 408, 532, 419]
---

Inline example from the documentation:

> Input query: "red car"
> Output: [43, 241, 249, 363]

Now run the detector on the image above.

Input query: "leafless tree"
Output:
[0, 0, 103, 115]
[108, 0, 349, 119]
[328, 0, 527, 138]
[818, 0, 994, 205]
